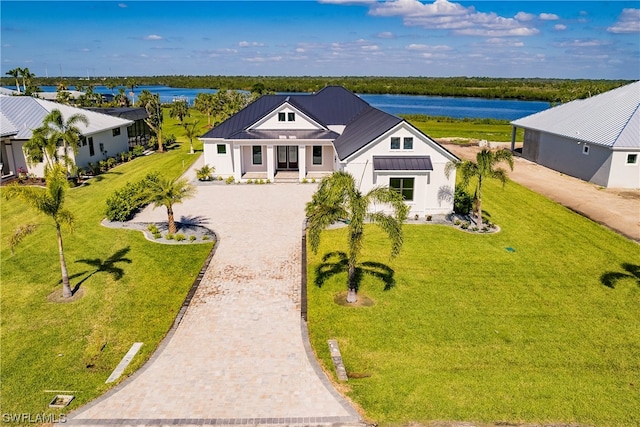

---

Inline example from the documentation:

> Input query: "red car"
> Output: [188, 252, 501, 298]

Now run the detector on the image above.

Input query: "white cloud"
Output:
[559, 39, 610, 48]
[118, 3, 127, 8]
[243, 56, 283, 63]
[485, 38, 524, 47]
[515, 12, 535, 22]
[607, 8, 640, 34]
[407, 43, 452, 51]
[377, 31, 395, 39]
[144, 34, 163, 41]
[369, 0, 538, 37]
[539, 13, 560, 21]
[554, 24, 567, 31]
[239, 41, 265, 47]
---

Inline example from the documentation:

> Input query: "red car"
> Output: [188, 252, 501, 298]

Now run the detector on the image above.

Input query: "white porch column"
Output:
[266, 145, 275, 181]
[232, 143, 242, 181]
[298, 144, 306, 181]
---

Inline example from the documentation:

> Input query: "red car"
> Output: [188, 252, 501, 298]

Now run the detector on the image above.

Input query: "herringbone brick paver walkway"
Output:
[66, 159, 360, 425]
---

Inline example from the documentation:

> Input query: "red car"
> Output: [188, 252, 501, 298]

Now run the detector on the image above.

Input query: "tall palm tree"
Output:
[445, 148, 514, 228]
[194, 93, 215, 127]
[5, 68, 21, 93]
[23, 126, 59, 168]
[144, 177, 196, 234]
[4, 164, 75, 298]
[306, 171, 409, 303]
[169, 99, 190, 125]
[182, 120, 200, 154]
[143, 93, 164, 152]
[20, 67, 35, 93]
[41, 109, 89, 171]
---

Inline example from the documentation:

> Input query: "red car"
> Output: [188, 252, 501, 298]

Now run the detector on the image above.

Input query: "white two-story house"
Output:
[200, 86, 458, 215]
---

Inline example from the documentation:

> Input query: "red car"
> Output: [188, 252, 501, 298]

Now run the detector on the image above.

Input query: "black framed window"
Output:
[389, 177, 415, 201]
[252, 145, 262, 165]
[112, 127, 121, 137]
[627, 154, 637, 164]
[312, 146, 322, 165]
[288, 112, 295, 121]
[278, 112, 286, 122]
[88, 137, 95, 157]
[403, 137, 413, 150]
[390, 137, 400, 150]
[217, 144, 226, 154]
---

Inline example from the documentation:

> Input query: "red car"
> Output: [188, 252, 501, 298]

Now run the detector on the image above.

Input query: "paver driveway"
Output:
[66, 163, 360, 425]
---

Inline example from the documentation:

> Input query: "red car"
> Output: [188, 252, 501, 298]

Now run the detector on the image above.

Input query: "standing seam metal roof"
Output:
[0, 95, 133, 139]
[511, 81, 640, 148]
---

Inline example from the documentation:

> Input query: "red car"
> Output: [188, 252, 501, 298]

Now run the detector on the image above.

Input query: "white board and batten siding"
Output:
[342, 122, 457, 216]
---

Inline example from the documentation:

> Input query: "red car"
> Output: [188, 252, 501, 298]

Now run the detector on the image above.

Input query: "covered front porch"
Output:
[234, 143, 334, 182]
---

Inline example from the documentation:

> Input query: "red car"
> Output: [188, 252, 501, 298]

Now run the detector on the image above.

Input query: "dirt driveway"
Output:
[440, 142, 640, 243]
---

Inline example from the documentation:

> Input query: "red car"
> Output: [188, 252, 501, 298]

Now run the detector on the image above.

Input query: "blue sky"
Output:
[1, 1, 639, 79]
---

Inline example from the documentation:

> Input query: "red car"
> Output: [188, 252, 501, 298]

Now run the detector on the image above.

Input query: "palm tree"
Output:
[19, 67, 35, 93]
[4, 164, 75, 298]
[5, 68, 21, 93]
[144, 177, 196, 234]
[445, 148, 514, 228]
[194, 93, 215, 127]
[169, 99, 190, 125]
[306, 171, 409, 303]
[143, 93, 164, 152]
[183, 120, 200, 154]
[40, 109, 89, 171]
[23, 126, 59, 168]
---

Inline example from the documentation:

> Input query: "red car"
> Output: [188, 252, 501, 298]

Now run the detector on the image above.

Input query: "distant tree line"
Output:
[3, 75, 632, 103]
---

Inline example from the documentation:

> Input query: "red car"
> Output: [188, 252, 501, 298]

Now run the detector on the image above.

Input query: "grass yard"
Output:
[307, 179, 640, 426]
[0, 130, 212, 416]
[405, 115, 524, 142]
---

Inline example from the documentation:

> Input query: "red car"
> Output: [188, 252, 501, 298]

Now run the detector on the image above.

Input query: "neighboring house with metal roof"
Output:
[201, 86, 458, 215]
[511, 81, 639, 189]
[0, 94, 132, 179]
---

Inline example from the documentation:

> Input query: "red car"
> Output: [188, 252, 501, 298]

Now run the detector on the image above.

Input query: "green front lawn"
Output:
[405, 115, 523, 142]
[308, 179, 640, 425]
[0, 142, 212, 416]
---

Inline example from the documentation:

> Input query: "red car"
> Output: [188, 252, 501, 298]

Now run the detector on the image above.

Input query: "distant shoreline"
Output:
[8, 76, 633, 103]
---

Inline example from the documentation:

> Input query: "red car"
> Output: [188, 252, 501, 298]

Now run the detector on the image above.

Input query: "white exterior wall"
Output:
[305, 145, 334, 172]
[608, 150, 640, 188]
[253, 105, 320, 131]
[242, 145, 267, 173]
[343, 123, 456, 216]
[202, 140, 234, 177]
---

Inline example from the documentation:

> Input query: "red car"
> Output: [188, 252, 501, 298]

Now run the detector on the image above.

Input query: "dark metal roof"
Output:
[227, 129, 339, 140]
[86, 107, 148, 121]
[373, 156, 433, 171]
[333, 106, 403, 160]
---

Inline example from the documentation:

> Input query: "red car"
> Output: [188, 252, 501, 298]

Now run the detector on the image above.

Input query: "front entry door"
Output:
[277, 146, 298, 170]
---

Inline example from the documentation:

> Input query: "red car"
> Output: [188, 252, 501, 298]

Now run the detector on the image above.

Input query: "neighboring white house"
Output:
[0, 94, 132, 178]
[201, 86, 458, 215]
[511, 81, 639, 189]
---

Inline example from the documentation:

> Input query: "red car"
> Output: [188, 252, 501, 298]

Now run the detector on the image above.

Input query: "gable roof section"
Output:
[512, 81, 640, 148]
[1, 111, 18, 137]
[0, 95, 133, 139]
[200, 86, 372, 140]
[333, 106, 403, 160]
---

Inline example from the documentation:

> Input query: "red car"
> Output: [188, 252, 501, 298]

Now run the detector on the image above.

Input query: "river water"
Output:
[33, 85, 550, 121]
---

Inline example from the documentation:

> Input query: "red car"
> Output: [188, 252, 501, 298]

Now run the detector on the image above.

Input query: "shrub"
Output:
[302, 178, 308, 183]
[165, 233, 174, 240]
[119, 152, 127, 163]
[106, 157, 117, 169]
[153, 232, 162, 239]
[147, 223, 158, 233]
[104, 172, 159, 222]
[196, 164, 215, 181]
[132, 145, 145, 157]
[246, 179, 253, 184]
[202, 235, 210, 241]
[189, 235, 197, 242]
[257, 179, 264, 184]
[175, 233, 186, 241]
[164, 134, 176, 146]
[460, 222, 470, 230]
[265, 179, 270, 184]
[454, 186, 474, 215]
[225, 176, 235, 185]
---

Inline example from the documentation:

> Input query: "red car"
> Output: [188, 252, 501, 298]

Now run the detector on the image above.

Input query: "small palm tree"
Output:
[170, 99, 190, 125]
[306, 171, 409, 303]
[446, 148, 514, 228]
[40, 109, 89, 171]
[183, 120, 200, 154]
[23, 126, 59, 168]
[144, 177, 196, 234]
[5, 68, 21, 93]
[4, 164, 75, 298]
[144, 93, 164, 152]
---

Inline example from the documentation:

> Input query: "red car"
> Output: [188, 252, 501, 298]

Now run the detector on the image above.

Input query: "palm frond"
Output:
[8, 223, 37, 254]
